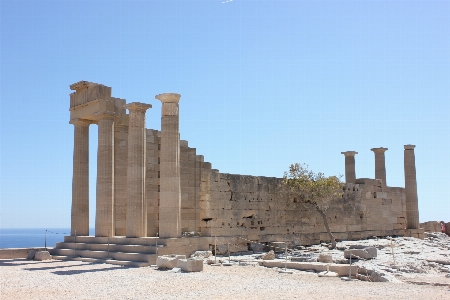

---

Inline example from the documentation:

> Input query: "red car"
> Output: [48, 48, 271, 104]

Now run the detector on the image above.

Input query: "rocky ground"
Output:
[0, 233, 449, 299]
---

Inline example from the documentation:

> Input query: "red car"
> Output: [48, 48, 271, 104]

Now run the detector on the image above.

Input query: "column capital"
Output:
[93, 111, 116, 121]
[124, 102, 152, 112]
[155, 93, 181, 104]
[404, 144, 416, 150]
[341, 151, 358, 156]
[371, 147, 388, 153]
[69, 118, 92, 126]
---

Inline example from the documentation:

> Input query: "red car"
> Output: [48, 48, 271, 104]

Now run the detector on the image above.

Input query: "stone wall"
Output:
[191, 172, 408, 244]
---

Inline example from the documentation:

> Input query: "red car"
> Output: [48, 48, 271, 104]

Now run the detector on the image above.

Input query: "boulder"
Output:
[156, 255, 186, 269]
[177, 259, 203, 272]
[262, 250, 275, 260]
[27, 250, 37, 260]
[318, 254, 333, 263]
[34, 251, 51, 261]
[190, 251, 212, 259]
[344, 247, 377, 259]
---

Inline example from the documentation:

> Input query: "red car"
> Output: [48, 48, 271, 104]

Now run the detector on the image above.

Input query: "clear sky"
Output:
[0, 0, 449, 228]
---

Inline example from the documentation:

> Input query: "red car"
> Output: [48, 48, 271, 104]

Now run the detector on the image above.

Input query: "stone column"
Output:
[125, 102, 152, 238]
[114, 124, 128, 236]
[156, 93, 182, 238]
[341, 151, 358, 183]
[70, 119, 91, 236]
[371, 147, 388, 185]
[94, 112, 115, 237]
[404, 144, 419, 229]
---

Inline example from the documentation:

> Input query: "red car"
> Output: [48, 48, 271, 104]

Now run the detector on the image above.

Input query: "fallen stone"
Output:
[177, 259, 203, 272]
[318, 271, 338, 277]
[27, 250, 37, 260]
[318, 254, 333, 263]
[426, 259, 450, 265]
[190, 251, 212, 259]
[34, 251, 51, 261]
[156, 255, 186, 269]
[344, 247, 377, 259]
[262, 250, 275, 260]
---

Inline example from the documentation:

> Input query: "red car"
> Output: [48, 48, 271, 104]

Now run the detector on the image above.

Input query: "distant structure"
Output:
[54, 81, 424, 266]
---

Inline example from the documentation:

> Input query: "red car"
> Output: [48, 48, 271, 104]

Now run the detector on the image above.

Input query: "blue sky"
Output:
[1, 0, 449, 228]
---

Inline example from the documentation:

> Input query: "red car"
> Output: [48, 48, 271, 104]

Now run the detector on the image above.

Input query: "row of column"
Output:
[341, 146, 419, 229]
[71, 94, 181, 238]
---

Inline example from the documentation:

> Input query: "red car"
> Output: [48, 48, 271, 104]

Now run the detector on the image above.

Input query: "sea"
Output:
[0, 228, 95, 249]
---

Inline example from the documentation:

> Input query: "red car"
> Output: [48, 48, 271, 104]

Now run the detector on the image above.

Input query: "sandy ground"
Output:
[1, 233, 449, 299]
[1, 258, 449, 300]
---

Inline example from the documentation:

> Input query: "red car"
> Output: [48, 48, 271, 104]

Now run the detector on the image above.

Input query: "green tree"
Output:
[283, 163, 344, 249]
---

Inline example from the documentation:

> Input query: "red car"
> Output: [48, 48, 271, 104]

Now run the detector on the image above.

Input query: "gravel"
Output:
[1, 233, 449, 299]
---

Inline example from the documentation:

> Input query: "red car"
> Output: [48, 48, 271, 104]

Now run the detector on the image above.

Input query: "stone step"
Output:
[64, 236, 162, 246]
[51, 248, 156, 264]
[55, 242, 161, 253]
[51, 255, 151, 267]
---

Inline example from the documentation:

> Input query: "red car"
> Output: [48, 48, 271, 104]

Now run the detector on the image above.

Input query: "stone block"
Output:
[34, 251, 51, 261]
[344, 247, 377, 259]
[27, 250, 37, 260]
[156, 255, 186, 269]
[177, 259, 203, 272]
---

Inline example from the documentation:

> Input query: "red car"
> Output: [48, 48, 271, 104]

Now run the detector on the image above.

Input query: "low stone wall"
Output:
[261, 260, 357, 276]
[0, 248, 48, 259]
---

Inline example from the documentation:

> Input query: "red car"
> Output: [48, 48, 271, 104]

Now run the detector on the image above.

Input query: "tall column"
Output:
[404, 144, 419, 229]
[95, 112, 115, 237]
[70, 119, 91, 236]
[125, 102, 152, 237]
[341, 151, 358, 183]
[114, 124, 128, 236]
[156, 93, 182, 238]
[371, 147, 388, 185]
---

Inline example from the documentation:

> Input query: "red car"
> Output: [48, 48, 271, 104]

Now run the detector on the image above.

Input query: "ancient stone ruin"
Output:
[51, 81, 424, 266]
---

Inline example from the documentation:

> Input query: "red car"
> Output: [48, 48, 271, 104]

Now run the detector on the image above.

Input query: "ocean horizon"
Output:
[0, 228, 95, 249]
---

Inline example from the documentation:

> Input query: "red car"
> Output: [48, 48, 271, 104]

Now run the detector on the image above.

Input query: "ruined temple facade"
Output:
[69, 81, 424, 245]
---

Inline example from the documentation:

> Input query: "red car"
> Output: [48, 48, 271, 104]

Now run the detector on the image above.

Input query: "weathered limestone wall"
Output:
[193, 173, 409, 245]
[420, 221, 441, 233]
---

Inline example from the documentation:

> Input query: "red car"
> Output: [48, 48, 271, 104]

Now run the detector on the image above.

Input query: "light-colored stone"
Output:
[344, 248, 377, 259]
[156, 255, 186, 269]
[34, 251, 51, 261]
[177, 259, 203, 272]
[262, 250, 275, 260]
